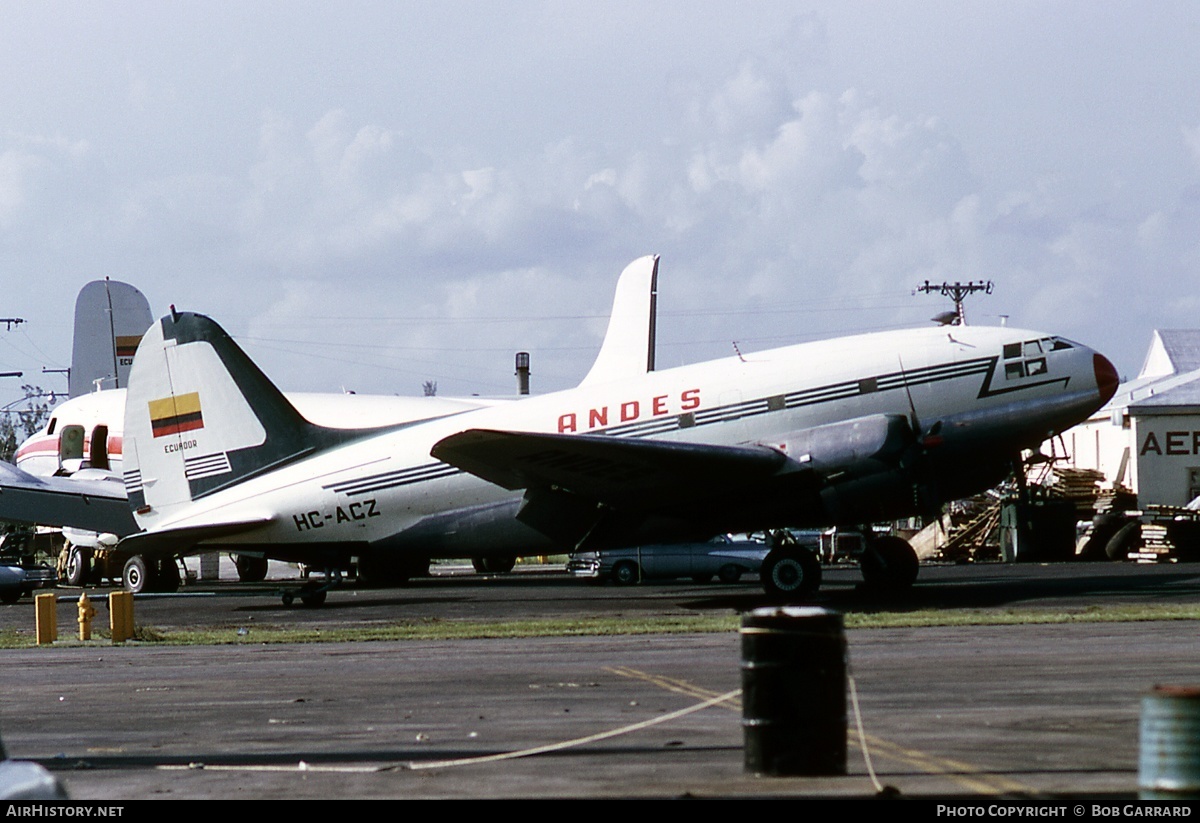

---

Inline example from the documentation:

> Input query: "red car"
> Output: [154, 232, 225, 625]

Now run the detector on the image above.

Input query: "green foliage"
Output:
[0, 384, 54, 463]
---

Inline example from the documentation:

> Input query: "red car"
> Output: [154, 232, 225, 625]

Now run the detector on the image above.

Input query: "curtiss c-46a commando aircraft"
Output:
[0, 256, 1118, 603]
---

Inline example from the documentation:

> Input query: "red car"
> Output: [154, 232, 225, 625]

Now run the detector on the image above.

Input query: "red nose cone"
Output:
[1094, 353, 1119, 404]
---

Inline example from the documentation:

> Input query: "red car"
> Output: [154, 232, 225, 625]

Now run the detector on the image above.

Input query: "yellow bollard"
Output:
[35, 592, 57, 645]
[77, 593, 96, 641]
[109, 590, 134, 643]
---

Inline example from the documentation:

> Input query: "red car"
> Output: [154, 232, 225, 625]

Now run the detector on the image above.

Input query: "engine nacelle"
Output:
[766, 414, 914, 480]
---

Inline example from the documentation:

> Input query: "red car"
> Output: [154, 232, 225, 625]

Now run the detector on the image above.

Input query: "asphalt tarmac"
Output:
[3, 560, 1200, 801]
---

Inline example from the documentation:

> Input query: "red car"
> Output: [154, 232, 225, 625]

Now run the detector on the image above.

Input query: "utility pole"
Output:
[0, 318, 24, 331]
[914, 280, 993, 326]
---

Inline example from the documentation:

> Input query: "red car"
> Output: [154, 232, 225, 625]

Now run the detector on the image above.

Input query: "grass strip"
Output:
[3, 604, 1200, 648]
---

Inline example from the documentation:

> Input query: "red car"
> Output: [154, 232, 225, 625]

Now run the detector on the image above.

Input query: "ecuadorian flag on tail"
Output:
[115, 335, 143, 359]
[149, 392, 204, 438]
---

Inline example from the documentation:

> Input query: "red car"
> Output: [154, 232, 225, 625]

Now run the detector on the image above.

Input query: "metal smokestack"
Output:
[515, 352, 530, 395]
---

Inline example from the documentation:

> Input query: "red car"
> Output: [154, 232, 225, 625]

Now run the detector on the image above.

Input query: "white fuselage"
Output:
[130, 324, 1112, 558]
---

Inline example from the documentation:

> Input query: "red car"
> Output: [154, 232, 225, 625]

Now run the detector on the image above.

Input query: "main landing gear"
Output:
[858, 535, 920, 593]
[759, 530, 920, 601]
[760, 531, 822, 600]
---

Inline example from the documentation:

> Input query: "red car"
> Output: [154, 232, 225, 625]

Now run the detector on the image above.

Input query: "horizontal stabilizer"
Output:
[431, 428, 785, 508]
[116, 515, 275, 558]
[0, 462, 136, 535]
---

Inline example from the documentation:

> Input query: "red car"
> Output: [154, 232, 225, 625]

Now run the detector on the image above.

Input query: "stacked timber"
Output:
[1130, 522, 1172, 563]
[1046, 468, 1106, 517]
[1094, 486, 1138, 515]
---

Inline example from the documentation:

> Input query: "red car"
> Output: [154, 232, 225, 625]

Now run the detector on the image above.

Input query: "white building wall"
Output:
[1057, 409, 1136, 490]
[1129, 412, 1200, 507]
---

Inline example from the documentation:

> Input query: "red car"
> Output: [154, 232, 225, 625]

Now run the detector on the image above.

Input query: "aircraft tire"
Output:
[612, 560, 640, 585]
[860, 536, 919, 591]
[476, 555, 516, 574]
[300, 590, 327, 607]
[65, 546, 91, 587]
[234, 554, 269, 583]
[122, 555, 149, 594]
[718, 564, 742, 583]
[761, 548, 821, 600]
[154, 559, 181, 593]
[1105, 522, 1141, 561]
[357, 553, 427, 587]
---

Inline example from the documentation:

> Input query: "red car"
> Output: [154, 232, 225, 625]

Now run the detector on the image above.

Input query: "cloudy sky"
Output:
[1, 1, 1197, 414]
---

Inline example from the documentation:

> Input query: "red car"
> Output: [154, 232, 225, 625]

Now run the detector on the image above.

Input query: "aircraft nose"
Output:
[1094, 353, 1119, 405]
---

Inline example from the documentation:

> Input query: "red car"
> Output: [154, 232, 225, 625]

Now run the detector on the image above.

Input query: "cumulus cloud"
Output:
[3, 4, 1198, 401]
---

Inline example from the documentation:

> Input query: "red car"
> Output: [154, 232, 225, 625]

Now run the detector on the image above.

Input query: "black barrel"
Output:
[741, 606, 846, 775]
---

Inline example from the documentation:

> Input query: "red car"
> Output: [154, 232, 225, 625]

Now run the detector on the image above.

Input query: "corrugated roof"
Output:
[1128, 368, 1200, 411]
[1139, 329, 1200, 379]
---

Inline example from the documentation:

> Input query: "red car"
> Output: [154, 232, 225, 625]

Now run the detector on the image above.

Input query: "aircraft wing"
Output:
[0, 462, 137, 536]
[431, 428, 787, 509]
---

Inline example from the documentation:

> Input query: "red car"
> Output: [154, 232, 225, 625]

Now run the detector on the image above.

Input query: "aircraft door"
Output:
[89, 425, 110, 471]
[58, 424, 85, 473]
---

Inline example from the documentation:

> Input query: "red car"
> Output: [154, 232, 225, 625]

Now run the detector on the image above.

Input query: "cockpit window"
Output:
[46, 418, 57, 435]
[1005, 338, 1056, 381]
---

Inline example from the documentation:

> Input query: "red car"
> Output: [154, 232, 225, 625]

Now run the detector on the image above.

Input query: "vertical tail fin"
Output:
[123, 310, 346, 527]
[578, 255, 659, 387]
[69, 280, 154, 397]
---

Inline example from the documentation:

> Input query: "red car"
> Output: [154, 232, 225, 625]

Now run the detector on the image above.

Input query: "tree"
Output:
[422, 380, 438, 397]
[0, 385, 55, 463]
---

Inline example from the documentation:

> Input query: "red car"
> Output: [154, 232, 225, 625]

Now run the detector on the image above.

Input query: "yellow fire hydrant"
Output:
[77, 592, 96, 641]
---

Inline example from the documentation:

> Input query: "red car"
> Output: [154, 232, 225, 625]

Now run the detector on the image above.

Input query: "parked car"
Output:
[567, 535, 770, 584]
[0, 563, 57, 605]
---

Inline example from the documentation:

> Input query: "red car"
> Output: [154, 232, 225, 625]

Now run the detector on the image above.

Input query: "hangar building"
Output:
[1059, 330, 1200, 507]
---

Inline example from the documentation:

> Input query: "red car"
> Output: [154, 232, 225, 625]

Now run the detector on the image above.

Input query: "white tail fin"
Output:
[578, 255, 658, 387]
[123, 310, 352, 529]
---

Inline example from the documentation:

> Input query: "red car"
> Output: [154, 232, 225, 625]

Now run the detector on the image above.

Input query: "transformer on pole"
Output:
[915, 280, 993, 326]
